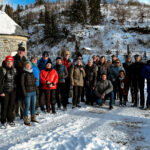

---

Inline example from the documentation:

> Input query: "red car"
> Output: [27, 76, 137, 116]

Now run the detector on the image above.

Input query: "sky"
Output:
[1, 0, 56, 6]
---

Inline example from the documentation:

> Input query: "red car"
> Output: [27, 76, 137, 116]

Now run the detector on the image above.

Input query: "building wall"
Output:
[0, 35, 28, 65]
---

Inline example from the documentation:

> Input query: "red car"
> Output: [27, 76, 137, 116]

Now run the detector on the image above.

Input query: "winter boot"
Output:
[31, 115, 39, 123]
[52, 105, 56, 114]
[24, 116, 31, 126]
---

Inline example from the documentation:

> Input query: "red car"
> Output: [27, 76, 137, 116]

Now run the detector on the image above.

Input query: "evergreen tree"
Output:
[35, 0, 45, 5]
[88, 0, 102, 25]
[70, 0, 87, 24]
[5, 4, 14, 19]
[39, 10, 45, 24]
[44, 6, 59, 44]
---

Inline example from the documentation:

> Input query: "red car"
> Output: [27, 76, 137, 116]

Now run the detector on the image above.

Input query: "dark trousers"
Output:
[73, 86, 83, 106]
[56, 83, 67, 108]
[85, 87, 94, 105]
[16, 87, 24, 117]
[1, 91, 16, 124]
[119, 94, 127, 105]
[36, 87, 39, 110]
[40, 89, 56, 113]
[96, 91, 114, 107]
[133, 80, 145, 107]
[65, 78, 71, 101]
[147, 92, 150, 107]
[112, 81, 119, 100]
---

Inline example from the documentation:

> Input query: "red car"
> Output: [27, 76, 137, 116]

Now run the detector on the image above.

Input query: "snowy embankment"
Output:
[0, 99, 150, 150]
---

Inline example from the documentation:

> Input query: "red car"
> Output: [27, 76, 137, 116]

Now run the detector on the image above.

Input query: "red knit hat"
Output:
[5, 56, 14, 63]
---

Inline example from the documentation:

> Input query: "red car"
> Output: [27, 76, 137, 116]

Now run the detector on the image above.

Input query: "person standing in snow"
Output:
[111, 55, 117, 67]
[131, 54, 145, 108]
[109, 59, 125, 101]
[117, 70, 129, 106]
[123, 55, 135, 103]
[142, 60, 150, 110]
[21, 61, 38, 126]
[94, 73, 114, 110]
[85, 59, 97, 105]
[13, 43, 27, 119]
[40, 60, 58, 114]
[97, 56, 108, 81]
[70, 59, 85, 109]
[55, 57, 68, 111]
[38, 51, 52, 71]
[62, 51, 73, 104]
[0, 56, 17, 128]
[31, 56, 40, 115]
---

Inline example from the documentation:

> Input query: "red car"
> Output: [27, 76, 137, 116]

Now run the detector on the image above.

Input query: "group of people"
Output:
[0, 44, 150, 128]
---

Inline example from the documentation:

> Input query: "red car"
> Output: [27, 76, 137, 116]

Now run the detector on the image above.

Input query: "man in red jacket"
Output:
[40, 60, 58, 113]
[62, 51, 73, 104]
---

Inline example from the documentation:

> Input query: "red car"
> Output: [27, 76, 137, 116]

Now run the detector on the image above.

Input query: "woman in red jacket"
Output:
[40, 60, 58, 113]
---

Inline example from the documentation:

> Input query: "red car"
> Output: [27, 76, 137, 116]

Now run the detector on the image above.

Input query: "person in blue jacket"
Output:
[38, 51, 52, 71]
[31, 56, 40, 114]
[142, 60, 150, 110]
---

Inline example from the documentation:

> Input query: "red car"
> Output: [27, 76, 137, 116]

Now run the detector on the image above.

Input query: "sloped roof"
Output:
[0, 11, 28, 37]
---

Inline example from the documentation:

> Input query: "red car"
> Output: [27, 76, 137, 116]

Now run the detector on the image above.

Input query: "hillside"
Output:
[18, 1, 150, 61]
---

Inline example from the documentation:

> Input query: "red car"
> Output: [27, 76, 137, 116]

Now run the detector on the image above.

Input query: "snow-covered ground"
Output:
[1, 98, 150, 150]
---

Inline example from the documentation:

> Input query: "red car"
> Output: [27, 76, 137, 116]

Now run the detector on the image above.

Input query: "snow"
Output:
[0, 11, 18, 35]
[1, 97, 150, 150]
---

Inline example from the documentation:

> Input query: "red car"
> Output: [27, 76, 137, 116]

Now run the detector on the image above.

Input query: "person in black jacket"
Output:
[0, 56, 17, 128]
[85, 59, 97, 105]
[13, 44, 27, 119]
[55, 57, 68, 110]
[131, 54, 145, 108]
[123, 55, 135, 102]
[21, 61, 38, 126]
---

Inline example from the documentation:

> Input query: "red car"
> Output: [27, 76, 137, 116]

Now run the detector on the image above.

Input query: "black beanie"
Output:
[43, 51, 49, 57]
[56, 57, 62, 61]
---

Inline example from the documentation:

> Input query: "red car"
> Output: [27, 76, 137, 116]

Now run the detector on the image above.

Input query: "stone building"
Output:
[0, 11, 28, 64]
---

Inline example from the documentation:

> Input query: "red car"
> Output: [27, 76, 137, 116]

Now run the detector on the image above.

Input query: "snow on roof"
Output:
[0, 11, 28, 37]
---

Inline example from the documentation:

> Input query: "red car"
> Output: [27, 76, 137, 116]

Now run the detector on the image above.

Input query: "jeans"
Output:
[96, 91, 114, 106]
[24, 91, 36, 116]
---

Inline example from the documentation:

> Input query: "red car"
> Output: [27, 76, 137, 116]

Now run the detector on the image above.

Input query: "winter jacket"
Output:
[131, 62, 144, 79]
[54, 64, 68, 83]
[123, 62, 132, 79]
[21, 69, 37, 97]
[97, 62, 107, 75]
[85, 65, 97, 88]
[32, 64, 40, 87]
[109, 65, 125, 82]
[62, 57, 72, 69]
[70, 65, 85, 87]
[117, 76, 129, 96]
[0, 65, 17, 94]
[40, 68, 58, 90]
[38, 58, 52, 71]
[13, 54, 27, 84]
[142, 64, 150, 92]
[94, 79, 113, 98]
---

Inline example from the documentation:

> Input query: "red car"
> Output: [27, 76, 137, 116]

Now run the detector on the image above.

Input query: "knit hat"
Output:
[111, 55, 116, 58]
[5, 56, 14, 63]
[43, 51, 49, 57]
[18, 42, 25, 51]
[66, 51, 70, 55]
[56, 57, 62, 61]
[46, 59, 52, 65]
[24, 61, 32, 67]
[31, 55, 38, 61]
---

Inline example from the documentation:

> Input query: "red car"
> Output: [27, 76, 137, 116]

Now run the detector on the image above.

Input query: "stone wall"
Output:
[0, 35, 28, 65]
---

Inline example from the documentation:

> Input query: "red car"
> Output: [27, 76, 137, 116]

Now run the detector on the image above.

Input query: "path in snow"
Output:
[0, 102, 150, 150]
